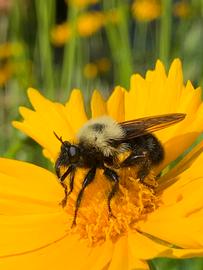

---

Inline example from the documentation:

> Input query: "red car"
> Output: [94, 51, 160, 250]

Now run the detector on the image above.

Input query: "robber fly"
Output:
[54, 113, 186, 225]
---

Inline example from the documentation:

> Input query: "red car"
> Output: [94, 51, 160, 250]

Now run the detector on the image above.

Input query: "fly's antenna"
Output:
[53, 131, 66, 146]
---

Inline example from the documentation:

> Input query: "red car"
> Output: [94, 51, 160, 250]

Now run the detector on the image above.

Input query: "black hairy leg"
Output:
[55, 157, 61, 178]
[120, 151, 147, 167]
[120, 147, 150, 180]
[103, 167, 119, 218]
[72, 167, 96, 227]
[59, 165, 76, 207]
[60, 182, 68, 208]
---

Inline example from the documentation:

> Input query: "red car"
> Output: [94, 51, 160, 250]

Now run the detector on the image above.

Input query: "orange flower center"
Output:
[63, 166, 160, 246]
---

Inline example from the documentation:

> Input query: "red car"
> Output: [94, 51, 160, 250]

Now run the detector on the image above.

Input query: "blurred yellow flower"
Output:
[51, 23, 72, 47]
[132, 0, 161, 22]
[51, 12, 105, 46]
[96, 57, 111, 73]
[0, 42, 27, 86]
[83, 62, 98, 79]
[0, 42, 24, 59]
[83, 58, 111, 79]
[0, 43, 13, 58]
[173, 1, 190, 18]
[67, 0, 99, 9]
[8, 59, 203, 268]
[0, 62, 12, 86]
[77, 11, 105, 37]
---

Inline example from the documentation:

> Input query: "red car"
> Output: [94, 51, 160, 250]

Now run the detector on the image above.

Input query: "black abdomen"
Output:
[127, 133, 164, 165]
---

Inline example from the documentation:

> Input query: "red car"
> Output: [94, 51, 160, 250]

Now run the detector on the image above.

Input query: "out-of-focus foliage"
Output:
[0, 1, 203, 267]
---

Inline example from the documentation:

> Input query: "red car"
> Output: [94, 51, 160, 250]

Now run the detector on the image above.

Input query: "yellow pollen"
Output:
[64, 166, 159, 246]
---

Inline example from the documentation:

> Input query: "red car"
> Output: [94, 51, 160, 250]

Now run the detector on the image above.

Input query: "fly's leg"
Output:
[72, 167, 96, 227]
[120, 151, 147, 167]
[58, 165, 76, 207]
[103, 167, 119, 218]
[55, 157, 62, 178]
[120, 148, 151, 182]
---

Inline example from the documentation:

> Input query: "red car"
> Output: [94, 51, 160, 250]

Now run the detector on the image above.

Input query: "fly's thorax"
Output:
[76, 116, 125, 156]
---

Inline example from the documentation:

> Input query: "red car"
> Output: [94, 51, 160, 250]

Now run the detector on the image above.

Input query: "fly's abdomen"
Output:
[127, 133, 164, 165]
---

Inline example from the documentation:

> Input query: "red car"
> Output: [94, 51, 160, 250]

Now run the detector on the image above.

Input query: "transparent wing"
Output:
[119, 113, 186, 140]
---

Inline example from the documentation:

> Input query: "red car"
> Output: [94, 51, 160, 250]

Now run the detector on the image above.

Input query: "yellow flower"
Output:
[3, 58, 203, 269]
[77, 11, 105, 37]
[96, 57, 111, 73]
[51, 23, 72, 47]
[0, 62, 12, 86]
[51, 12, 104, 46]
[0, 42, 29, 85]
[83, 58, 111, 79]
[83, 62, 98, 79]
[132, 0, 161, 22]
[173, 1, 191, 18]
[0, 42, 24, 59]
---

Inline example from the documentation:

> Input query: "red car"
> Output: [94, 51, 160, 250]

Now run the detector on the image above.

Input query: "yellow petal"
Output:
[107, 86, 125, 122]
[129, 231, 203, 260]
[0, 212, 68, 257]
[125, 59, 203, 173]
[78, 240, 113, 270]
[13, 111, 60, 161]
[125, 74, 149, 119]
[128, 259, 149, 270]
[172, 248, 203, 258]
[91, 90, 107, 118]
[0, 235, 93, 270]
[145, 60, 168, 115]
[13, 88, 74, 161]
[164, 58, 183, 112]
[139, 216, 203, 249]
[65, 89, 88, 134]
[128, 232, 173, 260]
[159, 139, 203, 187]
[138, 142, 203, 249]
[27, 88, 73, 138]
[0, 158, 63, 214]
[155, 131, 200, 174]
[108, 236, 128, 270]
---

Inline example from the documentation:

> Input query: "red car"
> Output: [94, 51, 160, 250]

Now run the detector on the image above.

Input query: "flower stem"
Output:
[35, 0, 55, 98]
[61, 6, 78, 100]
[103, 1, 133, 88]
[159, 0, 172, 67]
[118, 3, 133, 88]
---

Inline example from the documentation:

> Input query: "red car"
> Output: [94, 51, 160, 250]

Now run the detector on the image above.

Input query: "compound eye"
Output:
[69, 146, 80, 162]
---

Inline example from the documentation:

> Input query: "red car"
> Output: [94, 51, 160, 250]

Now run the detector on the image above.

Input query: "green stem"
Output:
[35, 0, 54, 98]
[136, 22, 148, 56]
[61, 6, 78, 100]
[199, 0, 203, 89]
[103, 1, 133, 88]
[118, 3, 133, 88]
[9, 0, 21, 40]
[159, 0, 172, 67]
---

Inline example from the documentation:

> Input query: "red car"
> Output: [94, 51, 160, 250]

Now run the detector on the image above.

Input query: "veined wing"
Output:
[119, 113, 186, 140]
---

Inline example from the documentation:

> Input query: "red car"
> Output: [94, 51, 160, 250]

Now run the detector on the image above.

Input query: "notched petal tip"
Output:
[18, 106, 34, 119]
[91, 90, 107, 118]
[27, 87, 40, 100]
[107, 86, 126, 122]
[168, 58, 183, 77]
[66, 88, 83, 104]
[11, 120, 23, 129]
